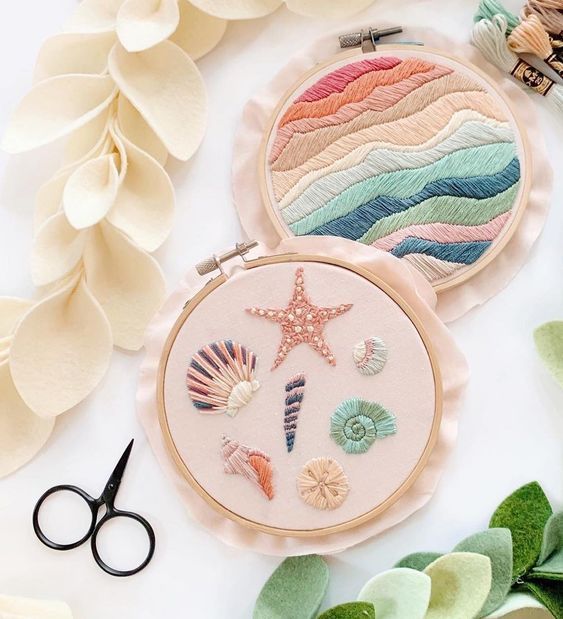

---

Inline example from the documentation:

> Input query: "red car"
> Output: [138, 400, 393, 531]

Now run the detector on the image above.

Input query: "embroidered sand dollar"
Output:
[155, 248, 452, 538]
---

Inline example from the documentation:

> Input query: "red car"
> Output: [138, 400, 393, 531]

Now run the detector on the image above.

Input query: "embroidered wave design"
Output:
[267, 56, 523, 280]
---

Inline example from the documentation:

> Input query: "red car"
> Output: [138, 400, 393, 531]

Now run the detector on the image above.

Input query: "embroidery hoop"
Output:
[232, 29, 552, 322]
[156, 251, 444, 538]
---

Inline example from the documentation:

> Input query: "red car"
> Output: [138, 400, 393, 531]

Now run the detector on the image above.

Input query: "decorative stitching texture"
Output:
[330, 398, 397, 454]
[297, 456, 349, 510]
[353, 337, 388, 376]
[186, 340, 260, 417]
[221, 435, 274, 500]
[246, 267, 353, 370]
[284, 373, 306, 452]
[267, 56, 522, 285]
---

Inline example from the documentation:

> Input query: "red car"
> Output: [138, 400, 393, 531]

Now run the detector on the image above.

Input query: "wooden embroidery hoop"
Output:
[156, 251, 444, 537]
[256, 44, 533, 293]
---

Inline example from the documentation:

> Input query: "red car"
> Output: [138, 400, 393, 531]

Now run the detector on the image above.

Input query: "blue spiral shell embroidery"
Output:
[330, 398, 397, 454]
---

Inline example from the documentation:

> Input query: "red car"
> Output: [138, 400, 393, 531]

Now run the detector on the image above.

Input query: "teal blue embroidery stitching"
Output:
[330, 398, 397, 454]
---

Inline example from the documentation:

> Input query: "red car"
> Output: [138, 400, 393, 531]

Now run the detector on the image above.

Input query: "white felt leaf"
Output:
[2, 74, 117, 153]
[285, 0, 374, 17]
[31, 213, 86, 286]
[65, 0, 123, 33]
[117, 0, 180, 52]
[117, 95, 167, 165]
[84, 223, 166, 350]
[357, 568, 431, 619]
[63, 154, 119, 229]
[34, 171, 71, 233]
[188, 0, 282, 18]
[0, 298, 33, 338]
[108, 41, 207, 160]
[485, 593, 549, 618]
[108, 129, 174, 251]
[63, 110, 111, 166]
[0, 593, 73, 619]
[424, 553, 492, 619]
[34, 32, 116, 83]
[170, 0, 227, 60]
[10, 275, 113, 417]
[0, 361, 55, 478]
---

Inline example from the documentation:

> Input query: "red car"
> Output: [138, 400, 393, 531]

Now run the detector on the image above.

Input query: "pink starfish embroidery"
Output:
[246, 267, 353, 370]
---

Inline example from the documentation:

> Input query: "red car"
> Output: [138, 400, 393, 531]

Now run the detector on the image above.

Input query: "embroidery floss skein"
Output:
[474, 0, 521, 33]
[472, 16, 563, 113]
[509, 15, 563, 77]
[524, 0, 563, 36]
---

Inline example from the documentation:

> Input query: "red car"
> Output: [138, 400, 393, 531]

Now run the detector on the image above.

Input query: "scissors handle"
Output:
[32, 485, 99, 551]
[91, 508, 156, 577]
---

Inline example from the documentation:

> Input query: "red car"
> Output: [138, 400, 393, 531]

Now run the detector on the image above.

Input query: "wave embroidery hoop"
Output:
[139, 236, 468, 555]
[233, 27, 552, 322]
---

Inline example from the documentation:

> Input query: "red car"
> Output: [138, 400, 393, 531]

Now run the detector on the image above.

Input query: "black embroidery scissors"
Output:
[32, 439, 155, 577]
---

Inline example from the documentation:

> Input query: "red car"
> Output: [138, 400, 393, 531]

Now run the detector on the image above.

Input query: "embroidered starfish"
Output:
[246, 267, 353, 370]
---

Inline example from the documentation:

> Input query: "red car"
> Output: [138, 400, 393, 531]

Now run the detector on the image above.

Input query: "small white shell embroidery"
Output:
[353, 336, 388, 376]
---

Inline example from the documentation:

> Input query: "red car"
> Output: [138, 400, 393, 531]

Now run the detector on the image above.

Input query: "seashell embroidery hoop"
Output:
[232, 27, 552, 322]
[139, 236, 469, 555]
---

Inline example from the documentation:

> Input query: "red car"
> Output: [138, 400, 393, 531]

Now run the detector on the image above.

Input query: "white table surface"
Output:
[1, 1, 562, 617]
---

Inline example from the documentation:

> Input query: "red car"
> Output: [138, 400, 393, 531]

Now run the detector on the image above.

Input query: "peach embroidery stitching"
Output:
[296, 456, 349, 510]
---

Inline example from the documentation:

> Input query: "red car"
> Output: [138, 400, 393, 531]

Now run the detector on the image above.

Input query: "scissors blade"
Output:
[103, 439, 134, 501]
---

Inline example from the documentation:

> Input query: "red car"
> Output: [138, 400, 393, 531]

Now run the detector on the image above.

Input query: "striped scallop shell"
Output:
[187, 340, 259, 417]
[353, 336, 388, 376]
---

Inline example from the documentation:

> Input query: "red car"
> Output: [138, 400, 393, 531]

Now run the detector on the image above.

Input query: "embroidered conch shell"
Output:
[187, 340, 260, 417]
[221, 436, 274, 500]
[353, 336, 388, 376]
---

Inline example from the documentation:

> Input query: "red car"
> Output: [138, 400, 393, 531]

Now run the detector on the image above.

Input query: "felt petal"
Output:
[490, 482, 553, 580]
[31, 213, 86, 287]
[523, 580, 563, 618]
[117, 95, 167, 165]
[485, 593, 548, 618]
[63, 154, 119, 229]
[63, 110, 111, 166]
[2, 74, 117, 153]
[253, 555, 329, 619]
[534, 322, 563, 388]
[533, 513, 563, 575]
[0, 361, 55, 478]
[83, 223, 166, 351]
[117, 0, 180, 52]
[108, 41, 207, 161]
[357, 567, 431, 619]
[34, 171, 71, 233]
[34, 32, 115, 82]
[108, 129, 174, 251]
[285, 0, 374, 17]
[170, 0, 227, 60]
[423, 552, 492, 619]
[394, 552, 442, 572]
[9, 275, 113, 417]
[317, 602, 375, 619]
[188, 0, 282, 19]
[454, 529, 513, 616]
[0, 593, 72, 618]
[65, 0, 122, 33]
[0, 298, 33, 338]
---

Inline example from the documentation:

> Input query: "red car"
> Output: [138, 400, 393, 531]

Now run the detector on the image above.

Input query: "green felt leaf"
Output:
[253, 555, 329, 619]
[453, 529, 513, 616]
[485, 592, 549, 618]
[528, 571, 563, 582]
[394, 552, 442, 572]
[357, 567, 430, 619]
[424, 552, 492, 619]
[317, 602, 375, 619]
[524, 579, 563, 619]
[534, 322, 563, 388]
[489, 482, 553, 580]
[534, 512, 563, 575]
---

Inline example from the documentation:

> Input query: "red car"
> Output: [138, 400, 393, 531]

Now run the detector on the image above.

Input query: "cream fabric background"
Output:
[0, 1, 561, 617]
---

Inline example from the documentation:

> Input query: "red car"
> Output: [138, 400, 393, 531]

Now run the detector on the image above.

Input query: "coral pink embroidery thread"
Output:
[246, 267, 353, 370]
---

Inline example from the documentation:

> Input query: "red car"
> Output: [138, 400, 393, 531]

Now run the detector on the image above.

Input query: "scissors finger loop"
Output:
[32, 485, 98, 551]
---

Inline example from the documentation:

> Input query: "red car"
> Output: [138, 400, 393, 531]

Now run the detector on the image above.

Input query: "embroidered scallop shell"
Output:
[221, 436, 274, 500]
[353, 336, 388, 376]
[187, 340, 259, 417]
